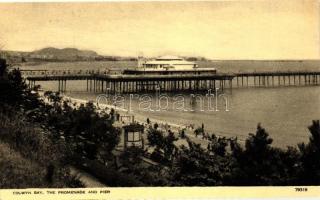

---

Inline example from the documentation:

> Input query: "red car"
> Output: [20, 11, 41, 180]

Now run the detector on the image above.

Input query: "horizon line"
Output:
[2, 47, 320, 61]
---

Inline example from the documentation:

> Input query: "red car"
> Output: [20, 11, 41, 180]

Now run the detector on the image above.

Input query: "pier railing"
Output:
[19, 69, 320, 76]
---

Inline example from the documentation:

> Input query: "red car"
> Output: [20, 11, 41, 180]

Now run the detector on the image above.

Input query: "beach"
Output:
[47, 93, 243, 149]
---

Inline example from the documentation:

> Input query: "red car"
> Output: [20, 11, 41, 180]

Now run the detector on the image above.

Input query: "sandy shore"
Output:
[59, 95, 215, 147]
[39, 92, 244, 148]
[63, 95, 189, 130]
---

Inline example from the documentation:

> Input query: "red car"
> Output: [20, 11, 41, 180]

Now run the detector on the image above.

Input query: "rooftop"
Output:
[155, 55, 183, 61]
[123, 123, 144, 132]
[143, 60, 196, 65]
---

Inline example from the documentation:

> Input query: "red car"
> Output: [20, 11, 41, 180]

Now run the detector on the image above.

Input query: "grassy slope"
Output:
[0, 107, 82, 188]
[0, 142, 49, 189]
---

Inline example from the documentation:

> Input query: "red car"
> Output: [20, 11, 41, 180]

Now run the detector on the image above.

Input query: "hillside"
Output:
[30, 47, 98, 61]
[2, 47, 138, 63]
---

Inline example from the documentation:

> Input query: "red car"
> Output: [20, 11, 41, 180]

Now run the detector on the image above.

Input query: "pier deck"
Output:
[19, 69, 320, 93]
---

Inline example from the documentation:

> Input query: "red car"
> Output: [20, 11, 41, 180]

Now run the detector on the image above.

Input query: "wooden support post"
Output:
[97, 79, 99, 92]
[272, 76, 274, 87]
[288, 75, 291, 86]
[86, 79, 89, 91]
[299, 75, 301, 85]
[304, 75, 307, 85]
[265, 76, 268, 87]
[92, 79, 94, 92]
[93, 79, 96, 92]
[182, 80, 185, 91]
[222, 80, 224, 90]
[126, 81, 129, 93]
[132, 81, 134, 92]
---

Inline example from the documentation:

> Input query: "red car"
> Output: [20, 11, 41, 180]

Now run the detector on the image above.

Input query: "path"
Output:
[70, 166, 107, 188]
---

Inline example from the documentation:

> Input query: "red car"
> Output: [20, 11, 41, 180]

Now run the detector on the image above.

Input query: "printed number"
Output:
[295, 188, 308, 192]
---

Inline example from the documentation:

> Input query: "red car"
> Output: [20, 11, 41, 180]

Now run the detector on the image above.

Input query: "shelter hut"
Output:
[122, 123, 144, 149]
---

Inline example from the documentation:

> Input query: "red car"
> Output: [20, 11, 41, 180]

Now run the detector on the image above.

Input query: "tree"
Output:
[298, 120, 320, 185]
[147, 128, 165, 162]
[1, 69, 25, 104]
[45, 99, 121, 160]
[147, 128, 178, 163]
[163, 130, 178, 161]
[207, 135, 228, 157]
[69, 103, 120, 160]
[147, 128, 164, 147]
[153, 123, 159, 129]
[0, 58, 6, 76]
[171, 139, 232, 186]
[229, 124, 288, 185]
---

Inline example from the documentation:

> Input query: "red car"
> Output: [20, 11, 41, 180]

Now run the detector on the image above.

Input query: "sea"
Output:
[19, 60, 320, 148]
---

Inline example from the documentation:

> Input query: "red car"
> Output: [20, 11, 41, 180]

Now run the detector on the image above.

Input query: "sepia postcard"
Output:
[0, 0, 320, 199]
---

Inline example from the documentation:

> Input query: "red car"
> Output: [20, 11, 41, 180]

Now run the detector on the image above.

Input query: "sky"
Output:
[0, 0, 319, 59]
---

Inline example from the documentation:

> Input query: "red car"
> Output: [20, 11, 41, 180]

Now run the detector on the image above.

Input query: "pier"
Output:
[20, 69, 320, 93]
[234, 71, 320, 88]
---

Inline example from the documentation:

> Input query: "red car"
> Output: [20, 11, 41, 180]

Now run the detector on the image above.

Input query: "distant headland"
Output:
[1, 47, 210, 63]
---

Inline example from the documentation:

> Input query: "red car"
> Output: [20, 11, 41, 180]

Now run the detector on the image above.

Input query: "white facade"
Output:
[140, 56, 198, 70]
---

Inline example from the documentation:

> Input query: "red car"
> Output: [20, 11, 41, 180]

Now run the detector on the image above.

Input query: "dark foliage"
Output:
[75, 156, 144, 187]
[147, 128, 178, 163]
[298, 120, 320, 185]
[171, 138, 233, 186]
